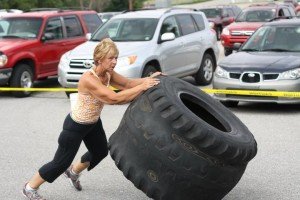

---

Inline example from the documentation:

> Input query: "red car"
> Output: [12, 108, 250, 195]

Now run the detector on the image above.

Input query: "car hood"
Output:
[220, 52, 300, 73]
[227, 22, 264, 31]
[0, 39, 37, 52]
[68, 40, 151, 59]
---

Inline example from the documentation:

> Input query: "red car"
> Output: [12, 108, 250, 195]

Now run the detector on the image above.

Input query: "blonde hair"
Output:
[93, 38, 119, 65]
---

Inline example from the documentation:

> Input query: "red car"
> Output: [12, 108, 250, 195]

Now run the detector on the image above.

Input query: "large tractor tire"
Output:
[109, 76, 257, 200]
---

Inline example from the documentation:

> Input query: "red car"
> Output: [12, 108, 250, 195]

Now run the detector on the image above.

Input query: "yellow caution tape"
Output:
[0, 87, 300, 98]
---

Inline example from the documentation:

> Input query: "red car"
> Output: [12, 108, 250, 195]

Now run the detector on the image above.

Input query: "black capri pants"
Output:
[39, 114, 108, 183]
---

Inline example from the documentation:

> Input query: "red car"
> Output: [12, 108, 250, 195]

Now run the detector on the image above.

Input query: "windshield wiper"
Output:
[241, 48, 259, 52]
[261, 48, 291, 52]
[1, 35, 23, 39]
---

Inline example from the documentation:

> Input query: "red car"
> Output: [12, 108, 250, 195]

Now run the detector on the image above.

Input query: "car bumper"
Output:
[212, 76, 300, 104]
[0, 68, 12, 85]
[221, 35, 249, 49]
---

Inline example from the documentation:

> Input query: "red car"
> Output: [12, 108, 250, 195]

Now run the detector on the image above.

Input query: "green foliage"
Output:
[105, 0, 147, 12]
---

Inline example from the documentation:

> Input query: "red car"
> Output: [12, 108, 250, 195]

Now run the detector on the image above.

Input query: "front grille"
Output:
[263, 74, 279, 80]
[231, 30, 254, 36]
[241, 72, 260, 83]
[229, 73, 241, 79]
[69, 59, 94, 69]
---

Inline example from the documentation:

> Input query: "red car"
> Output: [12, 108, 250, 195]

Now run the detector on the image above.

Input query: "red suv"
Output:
[220, 4, 295, 56]
[0, 9, 102, 97]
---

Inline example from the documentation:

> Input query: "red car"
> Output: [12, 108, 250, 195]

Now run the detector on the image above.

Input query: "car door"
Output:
[175, 14, 202, 75]
[157, 15, 186, 76]
[37, 17, 65, 76]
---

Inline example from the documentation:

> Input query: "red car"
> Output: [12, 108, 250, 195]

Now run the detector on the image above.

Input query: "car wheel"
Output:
[109, 76, 257, 200]
[10, 64, 33, 97]
[224, 48, 233, 56]
[221, 100, 239, 107]
[194, 53, 215, 85]
[142, 65, 158, 77]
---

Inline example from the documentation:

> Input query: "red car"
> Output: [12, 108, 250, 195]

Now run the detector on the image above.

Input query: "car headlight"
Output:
[278, 68, 300, 80]
[222, 27, 230, 36]
[215, 66, 230, 79]
[117, 55, 137, 66]
[0, 54, 8, 67]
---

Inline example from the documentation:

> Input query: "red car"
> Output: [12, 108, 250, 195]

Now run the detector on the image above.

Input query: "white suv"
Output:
[58, 8, 219, 90]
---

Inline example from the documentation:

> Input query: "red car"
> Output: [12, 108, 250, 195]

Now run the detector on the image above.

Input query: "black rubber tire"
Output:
[194, 54, 215, 85]
[142, 65, 158, 77]
[10, 64, 34, 97]
[224, 48, 233, 56]
[221, 100, 239, 107]
[109, 76, 257, 200]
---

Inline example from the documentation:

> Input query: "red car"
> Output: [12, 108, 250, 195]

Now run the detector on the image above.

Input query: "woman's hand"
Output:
[141, 77, 160, 90]
[150, 72, 165, 78]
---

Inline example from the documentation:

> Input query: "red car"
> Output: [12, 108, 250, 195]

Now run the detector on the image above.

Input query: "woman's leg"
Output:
[80, 119, 108, 171]
[27, 172, 45, 189]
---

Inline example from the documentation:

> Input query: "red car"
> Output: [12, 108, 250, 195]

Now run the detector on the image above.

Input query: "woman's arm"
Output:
[111, 71, 162, 90]
[83, 75, 159, 105]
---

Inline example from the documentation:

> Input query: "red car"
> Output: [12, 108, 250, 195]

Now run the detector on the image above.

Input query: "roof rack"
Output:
[164, 7, 196, 13]
[121, 8, 159, 13]
[28, 7, 90, 12]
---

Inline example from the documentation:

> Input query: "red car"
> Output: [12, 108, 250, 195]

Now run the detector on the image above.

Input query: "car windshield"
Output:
[0, 17, 42, 39]
[91, 18, 159, 42]
[241, 25, 300, 52]
[199, 9, 221, 18]
[235, 9, 275, 22]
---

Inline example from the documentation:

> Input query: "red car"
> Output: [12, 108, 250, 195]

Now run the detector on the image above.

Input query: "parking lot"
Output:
[1, 1, 300, 200]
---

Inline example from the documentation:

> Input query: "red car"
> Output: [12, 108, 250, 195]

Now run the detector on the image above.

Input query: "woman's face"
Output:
[99, 53, 117, 73]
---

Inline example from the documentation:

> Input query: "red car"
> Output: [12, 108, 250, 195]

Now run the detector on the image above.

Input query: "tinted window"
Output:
[192, 14, 205, 31]
[199, 9, 221, 18]
[282, 8, 291, 16]
[64, 16, 83, 37]
[176, 14, 197, 35]
[45, 18, 63, 39]
[160, 16, 180, 37]
[92, 18, 159, 41]
[83, 14, 102, 33]
[236, 9, 275, 22]
[227, 8, 235, 17]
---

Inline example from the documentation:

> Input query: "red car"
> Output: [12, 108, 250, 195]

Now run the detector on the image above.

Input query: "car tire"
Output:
[221, 100, 239, 107]
[142, 65, 159, 77]
[194, 53, 215, 85]
[224, 48, 233, 56]
[10, 64, 33, 97]
[109, 76, 257, 200]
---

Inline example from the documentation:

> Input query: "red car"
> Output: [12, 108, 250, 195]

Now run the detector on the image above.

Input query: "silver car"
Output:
[58, 8, 219, 91]
[213, 19, 300, 107]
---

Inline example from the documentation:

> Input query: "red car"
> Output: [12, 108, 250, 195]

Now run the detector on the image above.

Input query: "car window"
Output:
[236, 9, 275, 22]
[45, 18, 63, 39]
[0, 18, 42, 39]
[92, 18, 159, 42]
[242, 26, 300, 52]
[63, 16, 83, 38]
[160, 16, 180, 37]
[222, 9, 228, 17]
[227, 9, 235, 17]
[282, 8, 292, 16]
[192, 14, 205, 31]
[176, 14, 197, 35]
[82, 14, 102, 33]
[199, 9, 221, 18]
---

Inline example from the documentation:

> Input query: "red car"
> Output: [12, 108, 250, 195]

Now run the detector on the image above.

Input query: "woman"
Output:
[23, 38, 160, 200]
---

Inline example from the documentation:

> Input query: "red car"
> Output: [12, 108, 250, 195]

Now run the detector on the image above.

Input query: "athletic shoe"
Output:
[22, 183, 46, 200]
[64, 165, 82, 191]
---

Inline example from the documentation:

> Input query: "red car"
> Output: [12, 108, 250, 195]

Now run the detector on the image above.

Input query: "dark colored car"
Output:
[213, 18, 300, 107]
[197, 5, 241, 40]
[220, 4, 295, 56]
[0, 9, 102, 97]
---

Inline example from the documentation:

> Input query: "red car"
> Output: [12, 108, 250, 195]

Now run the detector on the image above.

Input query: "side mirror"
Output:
[41, 32, 55, 42]
[86, 33, 92, 40]
[233, 43, 242, 50]
[159, 32, 175, 44]
[228, 17, 235, 23]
